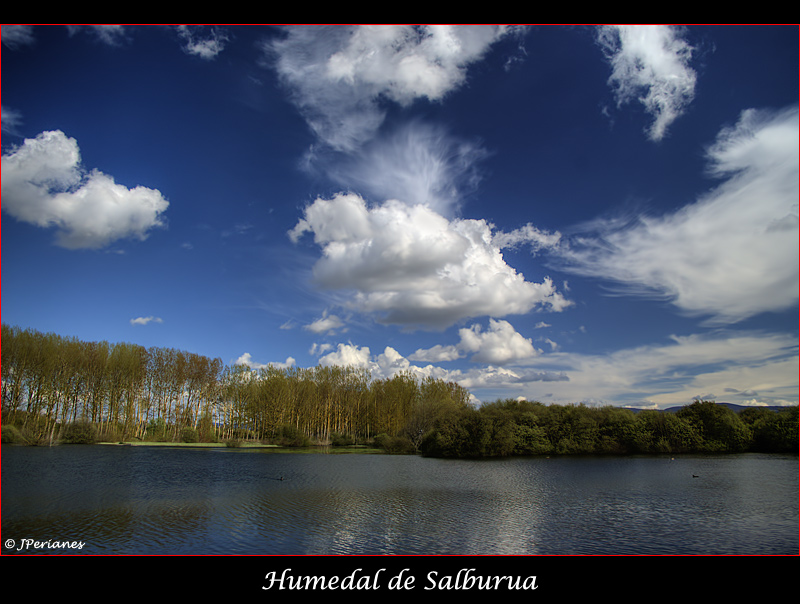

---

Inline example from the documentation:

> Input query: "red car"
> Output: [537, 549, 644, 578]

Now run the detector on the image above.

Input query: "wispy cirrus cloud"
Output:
[1, 24, 35, 49]
[1, 106, 23, 135]
[524, 330, 798, 408]
[557, 106, 799, 324]
[66, 25, 129, 46]
[267, 24, 523, 153]
[321, 120, 489, 217]
[176, 25, 229, 60]
[596, 24, 697, 141]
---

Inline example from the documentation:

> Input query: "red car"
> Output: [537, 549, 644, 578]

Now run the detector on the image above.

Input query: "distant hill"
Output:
[621, 402, 795, 414]
[660, 402, 793, 414]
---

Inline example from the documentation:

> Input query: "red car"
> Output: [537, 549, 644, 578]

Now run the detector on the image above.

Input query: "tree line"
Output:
[419, 398, 798, 458]
[1, 324, 470, 447]
[2, 324, 796, 456]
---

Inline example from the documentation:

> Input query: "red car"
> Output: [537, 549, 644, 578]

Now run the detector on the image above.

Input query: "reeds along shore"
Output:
[2, 324, 797, 456]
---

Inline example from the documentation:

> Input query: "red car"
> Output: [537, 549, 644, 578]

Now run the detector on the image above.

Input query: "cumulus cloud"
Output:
[130, 316, 163, 326]
[305, 329, 796, 408]
[304, 311, 346, 335]
[557, 106, 799, 324]
[597, 24, 697, 141]
[267, 24, 521, 152]
[408, 343, 463, 364]
[318, 342, 435, 381]
[289, 192, 569, 330]
[314, 340, 567, 396]
[411, 318, 540, 365]
[235, 352, 296, 370]
[1, 130, 169, 249]
[318, 342, 374, 369]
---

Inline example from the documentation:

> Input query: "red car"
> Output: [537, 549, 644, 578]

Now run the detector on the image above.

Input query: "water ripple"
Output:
[3, 447, 797, 555]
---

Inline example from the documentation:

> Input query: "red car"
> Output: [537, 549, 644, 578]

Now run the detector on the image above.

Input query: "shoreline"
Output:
[94, 441, 386, 454]
[97, 441, 276, 448]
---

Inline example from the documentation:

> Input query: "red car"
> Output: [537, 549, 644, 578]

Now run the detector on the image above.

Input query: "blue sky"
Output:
[2, 24, 797, 409]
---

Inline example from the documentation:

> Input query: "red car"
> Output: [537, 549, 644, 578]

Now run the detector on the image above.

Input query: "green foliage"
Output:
[59, 420, 98, 444]
[3, 325, 797, 455]
[373, 432, 416, 454]
[269, 424, 312, 447]
[145, 417, 168, 441]
[197, 413, 217, 443]
[745, 406, 799, 453]
[330, 432, 354, 446]
[2, 424, 25, 444]
[181, 426, 199, 443]
[97, 423, 123, 443]
[418, 398, 794, 459]
[676, 400, 751, 452]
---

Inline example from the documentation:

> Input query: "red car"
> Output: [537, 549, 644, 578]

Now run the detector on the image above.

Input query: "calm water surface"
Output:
[2, 445, 797, 555]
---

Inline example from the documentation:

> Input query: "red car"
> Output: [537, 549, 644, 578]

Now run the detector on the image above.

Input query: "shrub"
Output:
[330, 432, 354, 446]
[145, 418, 168, 441]
[60, 420, 98, 444]
[373, 433, 416, 454]
[270, 424, 311, 447]
[181, 426, 199, 443]
[2, 424, 24, 444]
[97, 423, 122, 443]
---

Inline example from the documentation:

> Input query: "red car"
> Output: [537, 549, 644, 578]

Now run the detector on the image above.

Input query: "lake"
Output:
[1, 444, 797, 555]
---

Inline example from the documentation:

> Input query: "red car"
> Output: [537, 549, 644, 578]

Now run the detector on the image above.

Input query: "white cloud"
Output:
[306, 328, 797, 409]
[235, 352, 295, 370]
[457, 319, 541, 365]
[268, 24, 521, 151]
[411, 318, 540, 365]
[314, 339, 566, 397]
[176, 25, 228, 60]
[596, 24, 697, 141]
[1, 25, 35, 49]
[67, 25, 128, 46]
[304, 311, 346, 335]
[318, 342, 450, 383]
[130, 316, 163, 326]
[289, 192, 569, 329]
[309, 342, 333, 356]
[318, 342, 374, 369]
[323, 120, 488, 217]
[1, 106, 23, 134]
[523, 331, 798, 408]
[558, 106, 799, 324]
[409, 344, 462, 363]
[1, 130, 169, 249]
[492, 223, 563, 254]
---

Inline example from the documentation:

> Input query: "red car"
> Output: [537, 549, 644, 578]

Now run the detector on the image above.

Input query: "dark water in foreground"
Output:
[2, 445, 797, 555]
